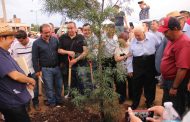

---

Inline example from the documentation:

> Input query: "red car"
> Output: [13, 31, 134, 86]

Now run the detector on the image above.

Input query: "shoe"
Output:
[44, 100, 49, 106]
[34, 104, 41, 111]
[56, 101, 64, 106]
[48, 104, 56, 108]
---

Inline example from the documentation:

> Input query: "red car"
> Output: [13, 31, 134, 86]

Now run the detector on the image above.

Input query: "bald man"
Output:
[127, 25, 160, 109]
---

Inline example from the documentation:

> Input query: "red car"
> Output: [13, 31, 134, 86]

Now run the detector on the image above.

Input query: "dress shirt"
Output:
[127, 32, 160, 72]
[32, 36, 59, 72]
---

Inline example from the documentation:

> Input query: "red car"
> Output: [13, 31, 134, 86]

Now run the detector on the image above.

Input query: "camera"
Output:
[125, 110, 154, 122]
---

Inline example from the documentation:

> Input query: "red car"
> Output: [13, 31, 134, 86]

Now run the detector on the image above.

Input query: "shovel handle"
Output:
[68, 55, 72, 88]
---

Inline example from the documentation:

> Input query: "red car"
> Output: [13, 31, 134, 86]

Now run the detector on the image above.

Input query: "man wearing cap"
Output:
[159, 17, 190, 116]
[0, 23, 35, 121]
[138, 1, 150, 20]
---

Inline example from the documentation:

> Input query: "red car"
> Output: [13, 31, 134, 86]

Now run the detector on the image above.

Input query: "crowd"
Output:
[0, 0, 190, 122]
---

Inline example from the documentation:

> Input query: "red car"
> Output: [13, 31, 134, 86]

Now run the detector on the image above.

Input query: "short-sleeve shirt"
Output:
[59, 33, 87, 66]
[10, 38, 35, 74]
[115, 11, 125, 26]
[103, 35, 119, 58]
[0, 47, 31, 109]
[114, 46, 129, 73]
[139, 6, 150, 20]
[161, 34, 190, 80]
[183, 22, 190, 38]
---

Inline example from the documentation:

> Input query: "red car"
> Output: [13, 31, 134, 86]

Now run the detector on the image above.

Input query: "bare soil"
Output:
[29, 85, 163, 122]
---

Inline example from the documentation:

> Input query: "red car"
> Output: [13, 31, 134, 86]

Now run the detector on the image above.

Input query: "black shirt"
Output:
[59, 33, 87, 66]
[115, 11, 125, 26]
[32, 36, 59, 72]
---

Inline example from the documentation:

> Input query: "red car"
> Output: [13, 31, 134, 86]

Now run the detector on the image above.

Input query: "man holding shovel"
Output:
[58, 21, 88, 95]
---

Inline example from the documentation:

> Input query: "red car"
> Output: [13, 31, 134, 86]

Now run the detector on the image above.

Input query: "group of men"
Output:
[0, 20, 99, 121]
[1, 1, 190, 121]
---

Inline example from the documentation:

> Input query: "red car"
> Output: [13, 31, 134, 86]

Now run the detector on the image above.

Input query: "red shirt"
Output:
[161, 34, 190, 80]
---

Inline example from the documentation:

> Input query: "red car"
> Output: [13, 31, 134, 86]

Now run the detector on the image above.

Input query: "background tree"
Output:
[42, 0, 133, 121]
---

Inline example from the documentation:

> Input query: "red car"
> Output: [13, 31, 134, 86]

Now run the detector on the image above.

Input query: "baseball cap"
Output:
[158, 17, 181, 33]
[0, 23, 16, 37]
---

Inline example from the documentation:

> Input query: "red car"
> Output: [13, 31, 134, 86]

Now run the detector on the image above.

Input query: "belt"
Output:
[134, 54, 155, 60]
[43, 65, 58, 68]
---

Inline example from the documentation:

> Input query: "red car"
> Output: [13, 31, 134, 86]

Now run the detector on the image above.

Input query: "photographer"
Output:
[138, 1, 150, 20]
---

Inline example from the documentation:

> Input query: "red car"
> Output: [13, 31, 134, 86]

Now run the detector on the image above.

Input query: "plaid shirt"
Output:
[139, 6, 150, 20]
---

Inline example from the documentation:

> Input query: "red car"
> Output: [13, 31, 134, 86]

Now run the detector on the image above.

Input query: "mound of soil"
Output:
[30, 101, 100, 122]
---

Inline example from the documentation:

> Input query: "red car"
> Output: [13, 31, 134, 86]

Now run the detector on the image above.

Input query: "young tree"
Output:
[42, 0, 133, 121]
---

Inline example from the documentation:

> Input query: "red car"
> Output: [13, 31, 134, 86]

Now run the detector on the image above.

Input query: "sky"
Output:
[0, 0, 190, 27]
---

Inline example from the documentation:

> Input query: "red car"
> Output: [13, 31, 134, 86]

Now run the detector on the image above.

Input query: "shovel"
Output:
[65, 56, 72, 99]
[88, 60, 95, 90]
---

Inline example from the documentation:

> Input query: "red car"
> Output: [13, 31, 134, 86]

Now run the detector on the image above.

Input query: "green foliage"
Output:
[42, 0, 100, 22]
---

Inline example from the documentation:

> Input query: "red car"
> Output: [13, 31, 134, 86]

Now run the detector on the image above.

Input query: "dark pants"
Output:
[127, 76, 133, 99]
[132, 55, 156, 109]
[162, 79, 188, 117]
[0, 105, 30, 122]
[28, 73, 39, 106]
[102, 57, 117, 88]
[63, 64, 91, 94]
[115, 79, 126, 103]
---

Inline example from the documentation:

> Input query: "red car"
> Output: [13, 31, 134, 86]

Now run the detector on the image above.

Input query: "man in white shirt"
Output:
[10, 30, 40, 111]
[127, 25, 160, 109]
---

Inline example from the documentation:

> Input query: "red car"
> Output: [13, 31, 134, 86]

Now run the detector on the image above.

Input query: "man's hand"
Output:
[127, 72, 133, 78]
[68, 51, 75, 58]
[128, 107, 142, 122]
[27, 84, 35, 90]
[146, 106, 164, 122]
[28, 77, 36, 86]
[69, 58, 78, 66]
[169, 88, 177, 96]
[35, 72, 41, 77]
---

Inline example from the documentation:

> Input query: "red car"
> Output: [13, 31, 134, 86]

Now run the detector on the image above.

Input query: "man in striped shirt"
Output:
[10, 30, 40, 111]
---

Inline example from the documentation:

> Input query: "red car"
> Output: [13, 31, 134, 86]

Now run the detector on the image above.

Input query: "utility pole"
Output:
[1, 0, 7, 22]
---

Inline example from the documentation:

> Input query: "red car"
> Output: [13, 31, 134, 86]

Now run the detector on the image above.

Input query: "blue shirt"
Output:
[0, 47, 31, 108]
[32, 36, 60, 72]
[127, 32, 160, 72]
[139, 6, 150, 20]
[155, 37, 168, 73]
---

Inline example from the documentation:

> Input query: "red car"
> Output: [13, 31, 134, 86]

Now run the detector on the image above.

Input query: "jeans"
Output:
[115, 26, 124, 35]
[42, 66, 63, 104]
[0, 105, 30, 122]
